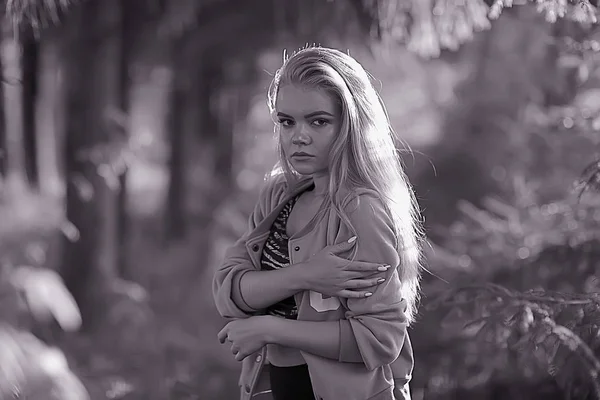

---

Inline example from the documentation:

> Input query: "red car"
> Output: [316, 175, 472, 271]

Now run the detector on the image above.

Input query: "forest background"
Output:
[1, 0, 600, 399]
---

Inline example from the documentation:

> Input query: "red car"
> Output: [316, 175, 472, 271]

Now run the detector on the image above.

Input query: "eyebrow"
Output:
[277, 111, 335, 119]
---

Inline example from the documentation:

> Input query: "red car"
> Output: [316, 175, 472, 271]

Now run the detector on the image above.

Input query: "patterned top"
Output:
[260, 194, 301, 320]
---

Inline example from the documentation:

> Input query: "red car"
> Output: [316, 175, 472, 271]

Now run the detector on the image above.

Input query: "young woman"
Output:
[213, 46, 424, 400]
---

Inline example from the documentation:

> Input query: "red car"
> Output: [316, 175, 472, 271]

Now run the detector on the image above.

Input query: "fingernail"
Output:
[347, 236, 357, 243]
[365, 292, 373, 297]
[377, 278, 385, 283]
[378, 265, 390, 271]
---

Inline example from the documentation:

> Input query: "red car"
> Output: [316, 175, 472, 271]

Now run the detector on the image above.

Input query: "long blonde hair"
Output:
[266, 46, 424, 324]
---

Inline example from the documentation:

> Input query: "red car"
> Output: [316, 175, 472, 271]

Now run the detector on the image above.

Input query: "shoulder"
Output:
[255, 172, 289, 214]
[260, 172, 288, 198]
[334, 188, 395, 241]
[335, 188, 400, 265]
[340, 188, 388, 220]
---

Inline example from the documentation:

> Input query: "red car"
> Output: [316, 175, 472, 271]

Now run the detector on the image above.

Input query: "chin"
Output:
[288, 161, 314, 175]
[292, 167, 316, 176]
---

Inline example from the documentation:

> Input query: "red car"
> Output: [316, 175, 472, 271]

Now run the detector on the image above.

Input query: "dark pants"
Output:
[269, 364, 315, 400]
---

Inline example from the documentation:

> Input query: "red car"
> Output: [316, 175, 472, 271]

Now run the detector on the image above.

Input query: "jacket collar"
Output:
[286, 176, 316, 197]
[287, 176, 353, 200]
[245, 177, 316, 245]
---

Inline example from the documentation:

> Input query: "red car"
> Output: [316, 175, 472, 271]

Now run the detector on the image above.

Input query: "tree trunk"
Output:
[61, 0, 122, 331]
[116, 0, 138, 279]
[542, 20, 579, 107]
[1, 28, 27, 196]
[214, 92, 235, 190]
[0, 52, 5, 181]
[472, 23, 495, 87]
[164, 45, 188, 242]
[217, 60, 259, 190]
[207, 58, 257, 196]
[198, 60, 225, 192]
[35, 27, 64, 196]
[21, 28, 39, 190]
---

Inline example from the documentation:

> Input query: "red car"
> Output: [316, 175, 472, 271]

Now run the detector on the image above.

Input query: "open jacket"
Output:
[213, 175, 414, 400]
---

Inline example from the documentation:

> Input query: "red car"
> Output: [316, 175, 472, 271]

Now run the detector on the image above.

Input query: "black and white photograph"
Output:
[0, 1, 599, 399]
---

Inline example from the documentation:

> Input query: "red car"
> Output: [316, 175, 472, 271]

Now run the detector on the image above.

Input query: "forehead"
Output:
[276, 85, 337, 115]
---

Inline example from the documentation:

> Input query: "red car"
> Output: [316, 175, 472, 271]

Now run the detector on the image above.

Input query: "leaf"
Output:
[507, 329, 534, 353]
[50, 370, 90, 400]
[10, 266, 82, 332]
[576, 159, 600, 200]
[558, 54, 584, 68]
[0, 325, 89, 400]
[5, 0, 73, 29]
[440, 305, 470, 333]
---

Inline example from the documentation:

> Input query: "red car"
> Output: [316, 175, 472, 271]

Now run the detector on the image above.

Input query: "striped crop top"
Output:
[260, 192, 302, 319]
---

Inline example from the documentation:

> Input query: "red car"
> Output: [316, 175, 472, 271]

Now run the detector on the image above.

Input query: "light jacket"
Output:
[213, 175, 414, 400]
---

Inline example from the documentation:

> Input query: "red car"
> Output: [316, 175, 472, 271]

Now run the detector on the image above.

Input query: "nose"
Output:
[291, 123, 311, 145]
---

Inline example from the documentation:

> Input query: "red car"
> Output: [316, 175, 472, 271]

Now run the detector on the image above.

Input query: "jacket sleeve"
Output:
[212, 177, 283, 319]
[337, 193, 409, 371]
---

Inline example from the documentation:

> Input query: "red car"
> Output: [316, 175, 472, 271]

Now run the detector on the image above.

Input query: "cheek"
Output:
[279, 132, 292, 152]
[320, 127, 338, 149]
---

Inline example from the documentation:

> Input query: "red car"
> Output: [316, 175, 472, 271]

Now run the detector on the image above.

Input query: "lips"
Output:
[292, 152, 314, 157]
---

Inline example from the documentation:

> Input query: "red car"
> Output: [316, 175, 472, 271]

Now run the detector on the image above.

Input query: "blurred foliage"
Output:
[308, 0, 600, 58]
[414, 7, 600, 399]
[1, 0, 597, 58]
[0, 264, 88, 399]
[2, 0, 600, 399]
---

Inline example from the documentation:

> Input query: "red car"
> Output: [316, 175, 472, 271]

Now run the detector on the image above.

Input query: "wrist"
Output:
[263, 315, 285, 345]
[287, 262, 311, 291]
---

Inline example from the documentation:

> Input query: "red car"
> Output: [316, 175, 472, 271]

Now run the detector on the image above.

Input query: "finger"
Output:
[328, 236, 358, 254]
[344, 261, 391, 273]
[343, 269, 384, 280]
[337, 289, 373, 299]
[217, 326, 229, 344]
[235, 350, 248, 362]
[344, 277, 385, 289]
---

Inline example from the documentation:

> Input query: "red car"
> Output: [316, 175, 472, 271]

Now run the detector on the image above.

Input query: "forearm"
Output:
[234, 265, 307, 311]
[268, 319, 353, 362]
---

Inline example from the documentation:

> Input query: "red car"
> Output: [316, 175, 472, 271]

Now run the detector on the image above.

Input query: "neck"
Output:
[311, 173, 329, 196]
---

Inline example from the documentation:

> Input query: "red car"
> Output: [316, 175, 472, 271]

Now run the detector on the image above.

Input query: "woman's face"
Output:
[275, 84, 340, 178]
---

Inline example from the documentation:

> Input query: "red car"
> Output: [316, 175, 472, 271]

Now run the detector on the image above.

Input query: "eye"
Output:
[312, 119, 330, 127]
[278, 118, 294, 128]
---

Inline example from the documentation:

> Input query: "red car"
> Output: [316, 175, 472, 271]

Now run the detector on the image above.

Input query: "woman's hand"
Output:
[217, 316, 276, 361]
[298, 236, 390, 299]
